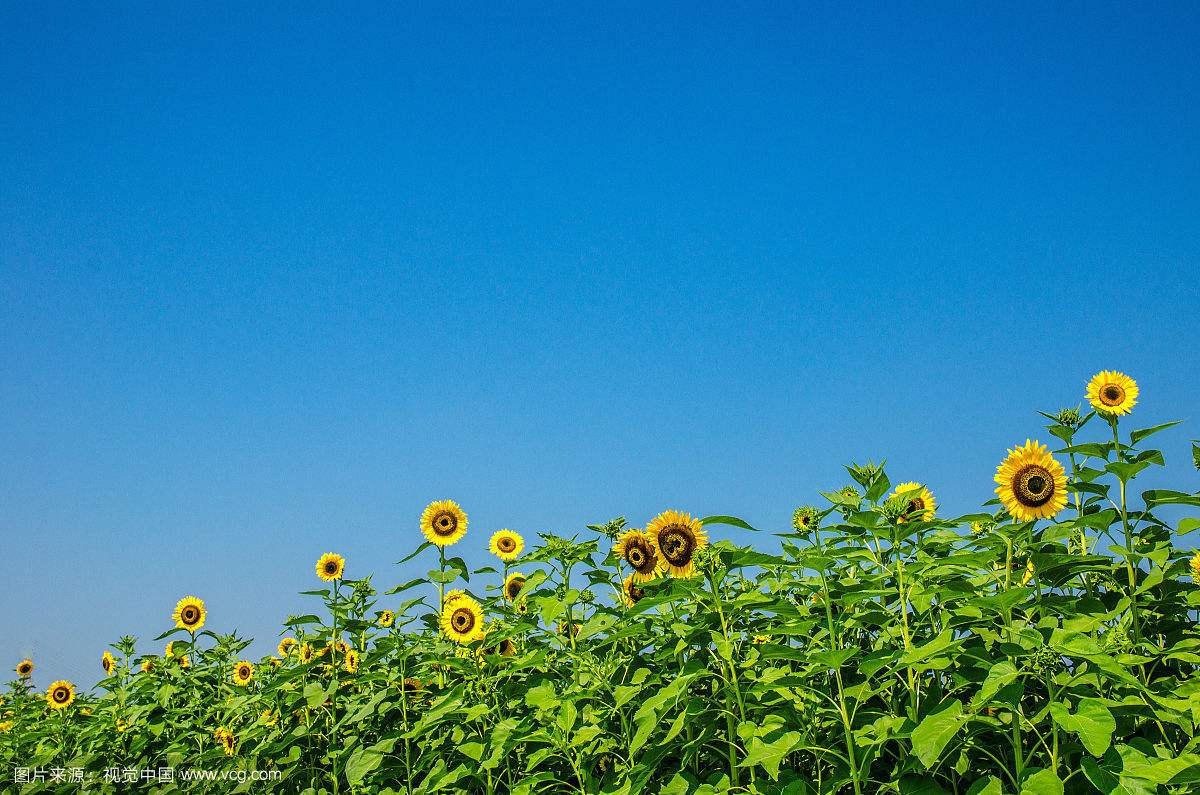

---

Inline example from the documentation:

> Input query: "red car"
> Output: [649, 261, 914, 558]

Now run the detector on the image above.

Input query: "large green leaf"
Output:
[911, 700, 964, 768]
[1049, 699, 1115, 757]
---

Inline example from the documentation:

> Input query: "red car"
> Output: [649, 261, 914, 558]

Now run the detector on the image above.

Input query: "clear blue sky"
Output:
[2, 3, 1198, 687]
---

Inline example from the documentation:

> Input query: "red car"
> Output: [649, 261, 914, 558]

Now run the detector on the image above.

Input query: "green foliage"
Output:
[3, 407, 1200, 794]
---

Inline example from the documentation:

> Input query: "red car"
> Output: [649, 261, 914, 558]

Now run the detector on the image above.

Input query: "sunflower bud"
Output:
[1053, 407, 1083, 428]
[791, 506, 820, 533]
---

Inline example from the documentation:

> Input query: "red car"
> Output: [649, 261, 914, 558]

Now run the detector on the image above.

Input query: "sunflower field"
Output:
[5, 371, 1200, 794]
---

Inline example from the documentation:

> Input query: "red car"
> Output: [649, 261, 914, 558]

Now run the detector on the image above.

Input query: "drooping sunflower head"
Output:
[1190, 552, 1200, 580]
[260, 709, 278, 727]
[46, 680, 75, 710]
[621, 574, 645, 607]
[374, 610, 394, 628]
[503, 572, 526, 602]
[441, 596, 485, 644]
[298, 642, 315, 663]
[891, 482, 937, 523]
[645, 510, 709, 578]
[994, 440, 1069, 522]
[344, 649, 360, 673]
[101, 651, 115, 676]
[402, 676, 423, 693]
[1086, 371, 1138, 417]
[232, 660, 254, 686]
[614, 529, 661, 583]
[421, 500, 468, 547]
[140, 659, 154, 674]
[216, 728, 236, 756]
[172, 596, 206, 631]
[316, 552, 345, 582]
[16, 659, 33, 678]
[177, 655, 190, 669]
[791, 506, 820, 532]
[489, 529, 524, 562]
[278, 638, 298, 657]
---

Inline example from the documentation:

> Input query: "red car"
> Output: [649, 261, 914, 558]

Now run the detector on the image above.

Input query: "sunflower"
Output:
[0, 721, 12, 733]
[377, 610, 395, 628]
[344, 649, 360, 673]
[557, 622, 581, 639]
[278, 638, 298, 657]
[101, 651, 115, 676]
[140, 659, 154, 674]
[489, 529, 524, 562]
[15, 659, 33, 678]
[177, 655, 190, 669]
[172, 596, 207, 631]
[260, 709, 278, 727]
[214, 727, 236, 756]
[1190, 552, 1200, 580]
[503, 572, 526, 602]
[421, 500, 468, 547]
[116, 718, 129, 733]
[232, 660, 254, 686]
[891, 482, 936, 523]
[298, 643, 315, 663]
[1022, 559, 1035, 586]
[46, 680, 75, 710]
[1086, 371, 1138, 416]
[164, 641, 178, 658]
[792, 506, 820, 532]
[444, 589, 468, 606]
[994, 440, 1068, 522]
[645, 511, 709, 578]
[614, 529, 661, 583]
[316, 552, 345, 581]
[621, 574, 645, 607]
[402, 677, 423, 693]
[441, 597, 485, 644]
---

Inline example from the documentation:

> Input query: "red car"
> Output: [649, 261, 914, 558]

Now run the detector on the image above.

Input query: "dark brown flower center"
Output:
[451, 608, 475, 633]
[1013, 465, 1054, 507]
[625, 540, 657, 573]
[182, 606, 199, 624]
[53, 688, 69, 703]
[325, 561, 338, 574]
[498, 537, 515, 552]
[1101, 384, 1124, 406]
[659, 526, 695, 566]
[506, 578, 525, 599]
[626, 582, 645, 603]
[433, 513, 458, 536]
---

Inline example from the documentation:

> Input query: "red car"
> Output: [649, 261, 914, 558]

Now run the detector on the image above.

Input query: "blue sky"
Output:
[2, 3, 1198, 687]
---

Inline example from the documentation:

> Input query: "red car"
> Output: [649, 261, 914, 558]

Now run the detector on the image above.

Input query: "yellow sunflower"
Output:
[621, 574, 645, 607]
[298, 643, 315, 663]
[445, 589, 468, 606]
[1189, 552, 1200, 580]
[172, 596, 207, 631]
[278, 638, 298, 657]
[489, 529, 524, 562]
[503, 572, 526, 603]
[995, 440, 1069, 522]
[46, 680, 76, 710]
[16, 659, 33, 678]
[441, 596, 485, 644]
[344, 649, 360, 673]
[891, 482, 936, 523]
[260, 709, 278, 727]
[0, 721, 13, 733]
[140, 659, 154, 674]
[421, 500, 468, 547]
[378, 610, 395, 628]
[316, 552, 345, 581]
[402, 677, 423, 693]
[613, 529, 661, 583]
[101, 651, 115, 676]
[215, 727, 236, 756]
[1022, 559, 1035, 586]
[178, 655, 190, 669]
[1086, 370, 1138, 416]
[645, 510, 709, 578]
[232, 660, 254, 686]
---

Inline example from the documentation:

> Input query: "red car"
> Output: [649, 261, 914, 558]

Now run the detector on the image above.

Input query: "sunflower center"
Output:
[1101, 384, 1125, 406]
[451, 608, 475, 632]
[434, 513, 458, 536]
[907, 498, 924, 514]
[498, 537, 514, 552]
[325, 561, 338, 574]
[182, 607, 199, 624]
[53, 688, 69, 703]
[506, 579, 524, 599]
[1013, 465, 1054, 507]
[659, 526, 696, 566]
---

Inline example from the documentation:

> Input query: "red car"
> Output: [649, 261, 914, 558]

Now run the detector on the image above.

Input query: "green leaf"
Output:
[911, 700, 964, 768]
[701, 515, 760, 532]
[1142, 490, 1200, 509]
[1020, 768, 1064, 795]
[1129, 421, 1182, 445]
[738, 731, 801, 780]
[1049, 699, 1115, 757]
[964, 777, 1003, 795]
[304, 683, 327, 708]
